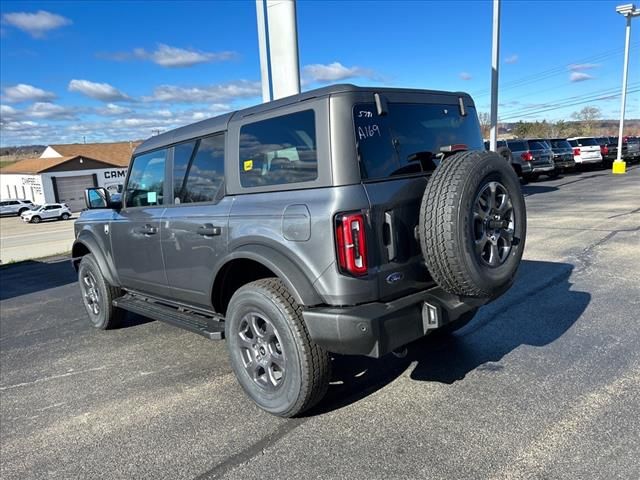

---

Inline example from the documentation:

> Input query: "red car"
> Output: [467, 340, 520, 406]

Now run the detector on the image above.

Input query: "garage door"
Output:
[55, 175, 96, 212]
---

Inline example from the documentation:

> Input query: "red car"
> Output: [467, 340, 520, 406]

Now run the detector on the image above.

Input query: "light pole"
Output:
[613, 3, 640, 174]
[489, 0, 501, 152]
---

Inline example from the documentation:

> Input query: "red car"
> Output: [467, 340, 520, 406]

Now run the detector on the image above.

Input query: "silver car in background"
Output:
[21, 203, 72, 223]
[0, 199, 35, 216]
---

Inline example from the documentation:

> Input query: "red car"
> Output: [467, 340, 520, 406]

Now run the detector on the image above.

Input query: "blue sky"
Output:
[1, 0, 638, 146]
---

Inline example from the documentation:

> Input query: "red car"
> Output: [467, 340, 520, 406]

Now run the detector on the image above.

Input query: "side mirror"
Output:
[84, 187, 121, 210]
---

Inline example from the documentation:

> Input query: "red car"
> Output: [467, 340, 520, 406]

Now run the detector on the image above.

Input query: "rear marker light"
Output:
[521, 152, 533, 162]
[573, 148, 581, 156]
[335, 213, 368, 277]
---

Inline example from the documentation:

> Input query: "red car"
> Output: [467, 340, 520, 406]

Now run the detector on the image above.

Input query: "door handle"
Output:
[197, 224, 221, 237]
[139, 224, 158, 236]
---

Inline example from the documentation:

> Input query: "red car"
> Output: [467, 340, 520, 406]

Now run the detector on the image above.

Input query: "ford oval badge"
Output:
[386, 272, 404, 284]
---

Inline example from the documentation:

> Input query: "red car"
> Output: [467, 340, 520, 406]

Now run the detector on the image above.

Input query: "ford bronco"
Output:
[73, 85, 527, 417]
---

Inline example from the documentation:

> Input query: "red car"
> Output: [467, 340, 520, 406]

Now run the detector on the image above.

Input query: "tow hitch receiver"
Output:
[422, 302, 441, 329]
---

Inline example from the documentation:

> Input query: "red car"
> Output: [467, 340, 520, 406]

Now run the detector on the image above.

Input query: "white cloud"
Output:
[100, 43, 236, 68]
[505, 54, 519, 64]
[68, 79, 131, 102]
[460, 72, 473, 81]
[26, 102, 76, 119]
[570, 72, 593, 82]
[569, 63, 600, 71]
[303, 62, 374, 83]
[145, 80, 260, 103]
[2, 83, 56, 103]
[0, 104, 18, 120]
[2, 10, 71, 38]
[96, 103, 132, 116]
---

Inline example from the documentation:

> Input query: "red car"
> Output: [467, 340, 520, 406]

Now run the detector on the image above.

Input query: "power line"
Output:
[499, 88, 640, 121]
[472, 43, 639, 98]
[499, 82, 640, 117]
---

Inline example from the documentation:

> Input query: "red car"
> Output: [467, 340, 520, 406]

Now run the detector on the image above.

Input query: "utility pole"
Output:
[489, 0, 501, 151]
[613, 3, 639, 174]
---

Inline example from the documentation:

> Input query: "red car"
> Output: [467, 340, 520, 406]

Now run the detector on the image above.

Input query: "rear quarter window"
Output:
[239, 110, 318, 188]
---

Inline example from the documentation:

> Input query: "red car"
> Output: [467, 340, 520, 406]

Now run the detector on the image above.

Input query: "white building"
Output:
[0, 141, 139, 211]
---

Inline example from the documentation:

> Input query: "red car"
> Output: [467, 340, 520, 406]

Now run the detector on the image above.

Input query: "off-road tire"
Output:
[225, 278, 331, 417]
[30, 216, 41, 224]
[419, 150, 526, 298]
[78, 254, 124, 329]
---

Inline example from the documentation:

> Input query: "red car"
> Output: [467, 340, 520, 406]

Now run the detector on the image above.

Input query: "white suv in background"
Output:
[567, 137, 603, 166]
[21, 203, 72, 223]
[0, 199, 35, 216]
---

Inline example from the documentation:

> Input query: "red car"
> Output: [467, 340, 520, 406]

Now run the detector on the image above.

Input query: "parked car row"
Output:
[0, 200, 73, 223]
[485, 135, 640, 182]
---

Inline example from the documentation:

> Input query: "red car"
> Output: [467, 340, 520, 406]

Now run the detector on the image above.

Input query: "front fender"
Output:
[72, 231, 120, 287]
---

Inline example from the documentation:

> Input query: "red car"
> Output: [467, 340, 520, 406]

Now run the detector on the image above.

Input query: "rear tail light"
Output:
[601, 145, 609, 155]
[573, 148, 581, 156]
[521, 151, 533, 162]
[335, 212, 368, 276]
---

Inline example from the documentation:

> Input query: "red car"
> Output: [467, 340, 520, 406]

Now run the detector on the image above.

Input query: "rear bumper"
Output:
[302, 286, 488, 358]
[575, 156, 602, 164]
[521, 162, 554, 174]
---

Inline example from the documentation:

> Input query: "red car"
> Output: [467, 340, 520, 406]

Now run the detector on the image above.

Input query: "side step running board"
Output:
[113, 294, 225, 340]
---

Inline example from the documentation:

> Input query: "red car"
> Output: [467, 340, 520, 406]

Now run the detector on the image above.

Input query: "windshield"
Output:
[354, 102, 482, 179]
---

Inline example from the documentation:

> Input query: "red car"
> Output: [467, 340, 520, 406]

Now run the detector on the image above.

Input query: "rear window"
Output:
[239, 110, 317, 188]
[354, 103, 482, 180]
[575, 138, 598, 146]
[551, 139, 571, 149]
[507, 140, 527, 151]
[527, 140, 549, 150]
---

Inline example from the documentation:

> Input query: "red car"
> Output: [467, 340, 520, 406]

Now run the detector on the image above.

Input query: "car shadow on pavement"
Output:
[309, 260, 589, 415]
[521, 185, 558, 196]
[0, 258, 76, 301]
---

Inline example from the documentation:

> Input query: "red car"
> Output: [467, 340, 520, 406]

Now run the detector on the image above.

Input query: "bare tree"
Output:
[571, 106, 601, 136]
[478, 112, 491, 139]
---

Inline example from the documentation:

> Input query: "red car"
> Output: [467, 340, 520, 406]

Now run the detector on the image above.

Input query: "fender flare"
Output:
[72, 232, 120, 287]
[218, 245, 323, 307]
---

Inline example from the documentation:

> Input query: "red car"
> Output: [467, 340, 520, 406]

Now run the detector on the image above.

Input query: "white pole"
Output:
[490, 0, 501, 151]
[615, 14, 632, 166]
[255, 0, 272, 102]
[265, 0, 301, 100]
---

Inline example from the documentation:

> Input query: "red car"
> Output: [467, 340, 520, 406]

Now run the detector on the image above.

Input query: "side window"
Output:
[173, 135, 225, 204]
[125, 149, 167, 208]
[239, 110, 317, 188]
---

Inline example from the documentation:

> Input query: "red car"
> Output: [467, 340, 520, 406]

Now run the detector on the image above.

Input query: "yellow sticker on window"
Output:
[243, 159, 253, 171]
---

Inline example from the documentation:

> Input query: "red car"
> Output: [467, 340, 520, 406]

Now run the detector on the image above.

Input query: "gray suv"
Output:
[73, 85, 527, 417]
[505, 139, 555, 181]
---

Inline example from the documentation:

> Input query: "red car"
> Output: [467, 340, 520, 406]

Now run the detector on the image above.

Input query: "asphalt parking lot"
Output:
[1, 166, 639, 480]
[0, 215, 76, 264]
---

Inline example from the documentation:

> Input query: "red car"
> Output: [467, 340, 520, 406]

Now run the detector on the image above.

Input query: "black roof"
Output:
[135, 84, 474, 155]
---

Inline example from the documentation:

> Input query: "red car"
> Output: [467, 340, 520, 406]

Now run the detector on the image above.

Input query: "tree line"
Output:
[479, 106, 640, 139]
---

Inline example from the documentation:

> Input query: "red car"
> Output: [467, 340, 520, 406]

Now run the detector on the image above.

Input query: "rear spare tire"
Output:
[419, 150, 526, 298]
